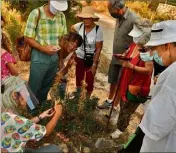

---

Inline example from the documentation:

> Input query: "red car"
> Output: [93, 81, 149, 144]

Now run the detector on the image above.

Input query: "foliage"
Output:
[88, 1, 174, 22]
[126, 1, 172, 22]
[2, 1, 25, 50]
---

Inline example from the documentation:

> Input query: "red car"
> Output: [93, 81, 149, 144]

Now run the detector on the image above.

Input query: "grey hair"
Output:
[138, 31, 151, 46]
[135, 19, 153, 46]
[109, 0, 125, 9]
[134, 18, 153, 32]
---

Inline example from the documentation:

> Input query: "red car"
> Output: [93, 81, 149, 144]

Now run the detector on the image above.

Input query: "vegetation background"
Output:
[1, 0, 176, 152]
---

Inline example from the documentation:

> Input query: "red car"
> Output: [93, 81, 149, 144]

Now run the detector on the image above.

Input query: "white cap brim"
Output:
[145, 36, 176, 47]
[51, 0, 68, 11]
[129, 25, 143, 38]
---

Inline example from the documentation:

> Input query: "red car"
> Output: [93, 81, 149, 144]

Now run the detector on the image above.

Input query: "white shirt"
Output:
[140, 62, 176, 152]
[74, 22, 103, 59]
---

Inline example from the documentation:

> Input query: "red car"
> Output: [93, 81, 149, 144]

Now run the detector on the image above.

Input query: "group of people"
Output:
[1, 0, 176, 152]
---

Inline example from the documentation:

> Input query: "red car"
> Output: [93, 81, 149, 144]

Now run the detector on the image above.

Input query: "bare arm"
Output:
[25, 37, 45, 52]
[25, 37, 58, 56]
[93, 41, 103, 66]
[133, 61, 153, 74]
[123, 61, 153, 75]
[59, 53, 76, 75]
[70, 25, 77, 33]
[45, 104, 62, 136]
[7, 63, 19, 76]
[58, 49, 64, 70]
[31, 108, 55, 124]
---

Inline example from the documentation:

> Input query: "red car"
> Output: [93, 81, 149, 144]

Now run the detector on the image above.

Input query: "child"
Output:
[53, 32, 82, 100]
[1, 27, 39, 114]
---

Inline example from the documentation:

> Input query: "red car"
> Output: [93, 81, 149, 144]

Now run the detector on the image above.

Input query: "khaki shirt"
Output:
[112, 8, 139, 65]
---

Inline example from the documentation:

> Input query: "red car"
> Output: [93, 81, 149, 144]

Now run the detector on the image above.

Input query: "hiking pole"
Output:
[106, 67, 122, 130]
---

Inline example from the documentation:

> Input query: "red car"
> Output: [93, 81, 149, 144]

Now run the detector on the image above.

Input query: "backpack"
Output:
[16, 8, 41, 62]
[79, 23, 99, 67]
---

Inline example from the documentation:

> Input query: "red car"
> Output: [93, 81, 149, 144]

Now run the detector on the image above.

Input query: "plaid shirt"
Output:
[24, 5, 67, 46]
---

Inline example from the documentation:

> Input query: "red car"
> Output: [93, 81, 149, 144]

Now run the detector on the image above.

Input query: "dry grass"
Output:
[81, 0, 174, 22]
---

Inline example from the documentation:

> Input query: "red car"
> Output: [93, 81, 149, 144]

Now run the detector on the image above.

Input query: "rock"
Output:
[59, 143, 68, 153]
[83, 147, 91, 153]
[95, 138, 115, 149]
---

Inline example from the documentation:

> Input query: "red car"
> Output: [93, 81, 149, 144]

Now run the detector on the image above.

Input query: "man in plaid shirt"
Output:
[24, 0, 68, 104]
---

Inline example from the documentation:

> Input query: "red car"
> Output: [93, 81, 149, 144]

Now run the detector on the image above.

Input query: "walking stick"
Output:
[106, 67, 122, 130]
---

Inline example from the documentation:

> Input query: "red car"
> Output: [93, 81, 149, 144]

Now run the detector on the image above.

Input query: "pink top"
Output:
[1, 49, 16, 81]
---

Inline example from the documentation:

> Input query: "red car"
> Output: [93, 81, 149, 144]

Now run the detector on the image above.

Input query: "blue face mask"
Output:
[140, 52, 153, 62]
[153, 51, 164, 66]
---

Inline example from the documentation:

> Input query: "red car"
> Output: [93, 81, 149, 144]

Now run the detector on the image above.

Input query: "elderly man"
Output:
[24, 0, 67, 103]
[98, 0, 139, 109]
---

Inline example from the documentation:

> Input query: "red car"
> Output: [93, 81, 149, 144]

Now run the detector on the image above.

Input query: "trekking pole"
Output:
[106, 67, 122, 130]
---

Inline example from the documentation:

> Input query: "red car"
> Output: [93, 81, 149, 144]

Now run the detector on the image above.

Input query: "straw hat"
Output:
[76, 6, 99, 19]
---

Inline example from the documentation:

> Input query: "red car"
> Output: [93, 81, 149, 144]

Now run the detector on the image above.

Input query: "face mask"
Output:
[140, 52, 153, 62]
[133, 37, 141, 44]
[50, 5, 58, 15]
[110, 13, 122, 19]
[153, 51, 164, 66]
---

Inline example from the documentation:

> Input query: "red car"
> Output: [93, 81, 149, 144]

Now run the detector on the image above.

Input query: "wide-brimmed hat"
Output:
[145, 20, 176, 47]
[50, 0, 68, 11]
[76, 6, 99, 19]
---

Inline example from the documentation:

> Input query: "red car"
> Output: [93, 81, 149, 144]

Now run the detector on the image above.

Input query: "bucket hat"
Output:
[145, 20, 176, 46]
[76, 6, 99, 19]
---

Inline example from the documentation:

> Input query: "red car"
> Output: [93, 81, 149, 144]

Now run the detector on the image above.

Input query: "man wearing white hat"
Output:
[139, 20, 176, 152]
[24, 0, 68, 104]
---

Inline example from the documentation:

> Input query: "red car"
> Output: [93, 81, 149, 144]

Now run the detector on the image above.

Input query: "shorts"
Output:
[108, 63, 122, 84]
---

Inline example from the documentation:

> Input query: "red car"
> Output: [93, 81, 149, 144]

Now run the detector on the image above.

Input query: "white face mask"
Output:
[50, 5, 58, 15]
[133, 37, 140, 44]
[140, 52, 153, 62]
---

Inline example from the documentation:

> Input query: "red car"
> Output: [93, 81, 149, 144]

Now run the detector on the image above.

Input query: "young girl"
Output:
[1, 26, 39, 114]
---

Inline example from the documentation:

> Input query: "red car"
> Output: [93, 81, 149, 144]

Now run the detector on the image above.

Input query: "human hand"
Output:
[42, 45, 60, 55]
[154, 75, 159, 84]
[40, 108, 55, 119]
[122, 61, 133, 69]
[88, 65, 97, 76]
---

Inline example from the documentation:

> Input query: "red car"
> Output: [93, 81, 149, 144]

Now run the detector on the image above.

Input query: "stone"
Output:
[59, 143, 68, 153]
[95, 138, 114, 149]
[83, 147, 91, 153]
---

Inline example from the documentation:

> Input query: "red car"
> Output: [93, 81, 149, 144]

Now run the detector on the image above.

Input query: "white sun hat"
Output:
[129, 18, 152, 38]
[145, 20, 176, 47]
[129, 25, 143, 38]
[50, 0, 68, 12]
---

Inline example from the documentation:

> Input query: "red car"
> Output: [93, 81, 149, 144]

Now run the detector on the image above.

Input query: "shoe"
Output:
[110, 129, 123, 139]
[97, 100, 112, 109]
